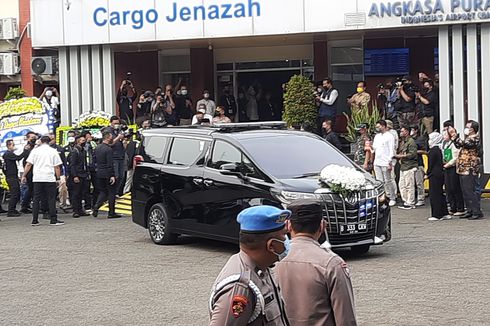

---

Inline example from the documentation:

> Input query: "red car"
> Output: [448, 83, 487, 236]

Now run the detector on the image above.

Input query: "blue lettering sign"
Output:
[166, 0, 261, 22]
[93, 7, 107, 26]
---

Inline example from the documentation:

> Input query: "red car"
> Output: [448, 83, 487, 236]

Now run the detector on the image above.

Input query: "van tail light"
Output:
[134, 155, 144, 166]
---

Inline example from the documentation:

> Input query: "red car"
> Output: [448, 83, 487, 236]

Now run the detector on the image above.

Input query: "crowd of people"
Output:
[116, 78, 282, 128]
[0, 115, 147, 224]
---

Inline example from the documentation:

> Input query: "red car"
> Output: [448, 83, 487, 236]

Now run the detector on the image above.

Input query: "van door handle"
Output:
[193, 178, 203, 185]
[203, 180, 214, 187]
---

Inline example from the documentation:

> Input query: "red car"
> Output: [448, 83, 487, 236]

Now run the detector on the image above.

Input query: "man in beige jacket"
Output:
[275, 199, 357, 326]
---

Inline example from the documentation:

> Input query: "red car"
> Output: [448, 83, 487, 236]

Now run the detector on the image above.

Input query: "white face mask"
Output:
[181, 90, 188, 96]
[204, 93, 209, 99]
[464, 128, 470, 136]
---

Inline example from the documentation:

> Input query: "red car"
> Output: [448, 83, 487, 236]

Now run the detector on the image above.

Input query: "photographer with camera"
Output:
[394, 75, 417, 128]
[151, 85, 177, 127]
[315, 77, 338, 133]
[136, 91, 154, 120]
[116, 73, 137, 124]
[416, 79, 438, 135]
[377, 79, 398, 121]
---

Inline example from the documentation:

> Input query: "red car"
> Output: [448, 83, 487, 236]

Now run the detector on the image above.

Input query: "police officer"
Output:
[64, 132, 77, 208]
[81, 131, 98, 211]
[275, 199, 357, 326]
[209, 206, 291, 326]
[69, 135, 90, 218]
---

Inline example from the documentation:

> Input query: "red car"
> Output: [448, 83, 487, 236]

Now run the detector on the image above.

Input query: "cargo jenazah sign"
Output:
[369, 0, 490, 24]
[30, 0, 490, 47]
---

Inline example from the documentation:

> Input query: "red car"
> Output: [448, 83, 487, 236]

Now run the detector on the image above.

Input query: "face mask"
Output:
[204, 93, 209, 99]
[317, 87, 323, 93]
[357, 87, 364, 93]
[410, 130, 416, 137]
[271, 236, 291, 262]
[67, 136, 75, 144]
[114, 124, 120, 129]
[464, 128, 470, 136]
[181, 90, 188, 96]
[375, 127, 381, 133]
[80, 142, 86, 147]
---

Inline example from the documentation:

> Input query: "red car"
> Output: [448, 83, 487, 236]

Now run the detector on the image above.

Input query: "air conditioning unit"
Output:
[31, 56, 57, 75]
[0, 53, 20, 75]
[0, 18, 19, 40]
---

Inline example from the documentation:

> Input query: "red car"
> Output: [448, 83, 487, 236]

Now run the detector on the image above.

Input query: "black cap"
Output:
[402, 75, 412, 81]
[288, 199, 323, 223]
[356, 123, 368, 130]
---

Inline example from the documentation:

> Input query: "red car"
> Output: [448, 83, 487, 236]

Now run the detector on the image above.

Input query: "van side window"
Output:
[141, 136, 167, 164]
[209, 140, 261, 179]
[168, 138, 204, 166]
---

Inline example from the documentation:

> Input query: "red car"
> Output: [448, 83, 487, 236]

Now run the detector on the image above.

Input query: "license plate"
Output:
[339, 223, 367, 235]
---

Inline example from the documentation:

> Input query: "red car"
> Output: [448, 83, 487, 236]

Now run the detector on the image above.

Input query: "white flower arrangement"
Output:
[319, 164, 367, 197]
[73, 111, 112, 128]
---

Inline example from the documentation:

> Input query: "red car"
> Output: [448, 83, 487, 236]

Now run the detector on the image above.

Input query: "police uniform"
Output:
[274, 203, 357, 326]
[209, 206, 291, 326]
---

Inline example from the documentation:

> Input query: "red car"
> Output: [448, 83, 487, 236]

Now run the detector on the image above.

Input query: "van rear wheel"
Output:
[147, 203, 177, 245]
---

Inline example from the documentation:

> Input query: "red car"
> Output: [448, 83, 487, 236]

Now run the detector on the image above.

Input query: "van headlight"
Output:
[275, 191, 318, 204]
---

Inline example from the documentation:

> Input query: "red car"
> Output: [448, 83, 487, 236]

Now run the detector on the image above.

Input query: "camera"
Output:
[124, 72, 132, 85]
[411, 85, 421, 93]
[376, 83, 384, 89]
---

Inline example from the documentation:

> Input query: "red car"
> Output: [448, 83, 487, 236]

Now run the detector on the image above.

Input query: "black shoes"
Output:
[108, 213, 123, 219]
[20, 208, 32, 214]
[0, 207, 7, 214]
[50, 220, 65, 226]
[73, 213, 80, 218]
[7, 211, 22, 217]
[469, 214, 484, 220]
[459, 212, 472, 219]
[92, 210, 99, 218]
[31, 220, 40, 226]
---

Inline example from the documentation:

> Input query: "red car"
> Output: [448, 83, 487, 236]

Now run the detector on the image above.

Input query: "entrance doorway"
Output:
[216, 59, 313, 122]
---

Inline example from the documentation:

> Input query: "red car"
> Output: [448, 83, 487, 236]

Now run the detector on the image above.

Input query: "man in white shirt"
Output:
[386, 120, 400, 195]
[196, 89, 216, 115]
[22, 136, 64, 226]
[191, 105, 214, 125]
[40, 87, 61, 128]
[315, 77, 339, 132]
[372, 120, 397, 206]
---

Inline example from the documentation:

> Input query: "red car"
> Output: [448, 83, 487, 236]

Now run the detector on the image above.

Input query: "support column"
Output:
[451, 26, 465, 132]
[19, 0, 34, 95]
[69, 47, 81, 122]
[91, 46, 103, 112]
[102, 45, 115, 115]
[313, 41, 328, 81]
[481, 24, 490, 172]
[438, 26, 451, 131]
[58, 48, 71, 126]
[80, 46, 93, 112]
[466, 25, 479, 121]
[190, 48, 214, 105]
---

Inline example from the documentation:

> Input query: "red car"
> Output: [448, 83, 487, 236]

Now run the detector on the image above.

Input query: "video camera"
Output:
[376, 83, 385, 89]
[124, 72, 132, 86]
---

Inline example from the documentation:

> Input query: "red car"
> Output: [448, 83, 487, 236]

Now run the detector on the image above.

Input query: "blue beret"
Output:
[237, 206, 291, 234]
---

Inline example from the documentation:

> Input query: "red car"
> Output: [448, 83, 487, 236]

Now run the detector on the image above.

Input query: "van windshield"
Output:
[241, 134, 357, 179]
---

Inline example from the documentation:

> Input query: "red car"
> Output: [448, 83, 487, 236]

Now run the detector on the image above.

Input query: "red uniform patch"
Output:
[341, 262, 351, 278]
[231, 295, 248, 318]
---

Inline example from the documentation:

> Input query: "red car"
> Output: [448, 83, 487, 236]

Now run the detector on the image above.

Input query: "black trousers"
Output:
[32, 182, 57, 223]
[21, 175, 33, 210]
[94, 178, 116, 215]
[444, 167, 465, 213]
[71, 176, 88, 214]
[429, 174, 448, 219]
[89, 171, 99, 208]
[460, 174, 483, 217]
[6, 176, 21, 213]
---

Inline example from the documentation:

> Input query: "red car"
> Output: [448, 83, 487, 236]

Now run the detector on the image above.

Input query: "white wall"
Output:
[0, 0, 19, 20]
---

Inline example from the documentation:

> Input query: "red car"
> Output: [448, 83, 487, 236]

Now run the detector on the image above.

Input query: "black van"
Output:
[131, 122, 391, 253]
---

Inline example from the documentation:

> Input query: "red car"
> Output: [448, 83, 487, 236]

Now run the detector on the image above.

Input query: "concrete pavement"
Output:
[0, 201, 489, 325]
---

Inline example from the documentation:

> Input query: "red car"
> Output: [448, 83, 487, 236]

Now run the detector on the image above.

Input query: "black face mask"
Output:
[80, 142, 86, 147]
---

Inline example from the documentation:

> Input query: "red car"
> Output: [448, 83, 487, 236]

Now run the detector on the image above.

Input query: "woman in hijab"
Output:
[427, 132, 451, 221]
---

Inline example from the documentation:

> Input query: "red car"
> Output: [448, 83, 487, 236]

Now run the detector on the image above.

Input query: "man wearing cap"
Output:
[353, 123, 373, 172]
[209, 206, 291, 326]
[275, 199, 357, 326]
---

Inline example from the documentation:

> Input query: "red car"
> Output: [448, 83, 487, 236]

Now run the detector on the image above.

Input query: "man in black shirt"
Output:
[175, 85, 193, 126]
[68, 136, 90, 218]
[107, 116, 126, 195]
[93, 131, 121, 218]
[395, 76, 417, 128]
[20, 132, 38, 213]
[417, 80, 438, 136]
[322, 119, 342, 150]
[116, 80, 137, 123]
[2, 140, 29, 216]
[219, 84, 237, 121]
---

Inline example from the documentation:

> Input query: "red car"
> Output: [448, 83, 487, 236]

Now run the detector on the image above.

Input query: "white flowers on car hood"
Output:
[319, 164, 367, 193]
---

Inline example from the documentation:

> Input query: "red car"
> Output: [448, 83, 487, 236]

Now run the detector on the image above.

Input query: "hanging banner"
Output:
[0, 97, 54, 155]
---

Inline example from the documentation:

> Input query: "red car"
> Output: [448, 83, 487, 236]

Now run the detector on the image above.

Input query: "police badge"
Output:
[231, 295, 248, 318]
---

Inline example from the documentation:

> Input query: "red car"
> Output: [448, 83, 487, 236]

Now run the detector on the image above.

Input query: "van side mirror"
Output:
[219, 163, 249, 181]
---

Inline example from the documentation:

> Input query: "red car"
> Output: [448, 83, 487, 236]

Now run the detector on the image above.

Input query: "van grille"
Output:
[318, 189, 379, 244]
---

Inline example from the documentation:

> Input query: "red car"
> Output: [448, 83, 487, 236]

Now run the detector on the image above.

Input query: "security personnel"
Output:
[69, 135, 90, 218]
[275, 199, 357, 326]
[209, 206, 291, 326]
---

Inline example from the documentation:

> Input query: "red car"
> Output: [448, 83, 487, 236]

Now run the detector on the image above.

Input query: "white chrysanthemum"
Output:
[320, 164, 366, 194]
